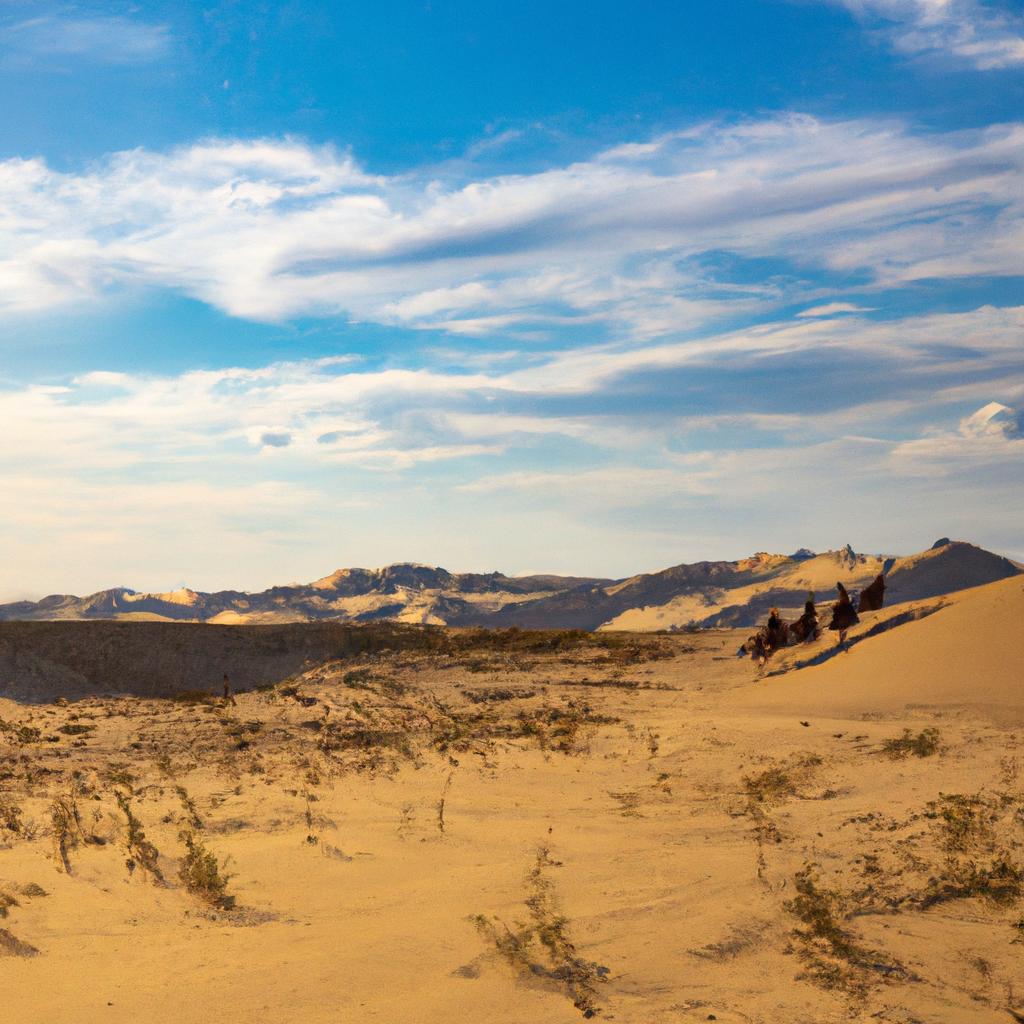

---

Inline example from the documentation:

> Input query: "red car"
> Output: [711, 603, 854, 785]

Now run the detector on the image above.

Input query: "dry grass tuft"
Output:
[784, 863, 909, 997]
[49, 794, 84, 874]
[0, 796, 23, 835]
[916, 792, 1023, 908]
[474, 846, 608, 1018]
[115, 792, 165, 883]
[880, 728, 940, 759]
[0, 927, 39, 958]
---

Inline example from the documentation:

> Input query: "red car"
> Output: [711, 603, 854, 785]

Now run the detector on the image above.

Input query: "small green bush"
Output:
[178, 831, 234, 909]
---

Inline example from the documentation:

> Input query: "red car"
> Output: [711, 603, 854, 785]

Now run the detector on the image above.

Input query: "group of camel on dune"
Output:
[741, 573, 886, 666]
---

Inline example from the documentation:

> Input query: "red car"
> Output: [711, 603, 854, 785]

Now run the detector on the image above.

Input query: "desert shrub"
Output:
[57, 723, 96, 736]
[102, 763, 137, 788]
[881, 728, 940, 759]
[785, 864, 908, 996]
[49, 795, 84, 874]
[320, 722, 413, 758]
[341, 669, 407, 697]
[0, 718, 31, 742]
[115, 792, 164, 882]
[514, 701, 617, 754]
[448, 628, 673, 664]
[915, 792, 1023, 908]
[342, 668, 375, 688]
[0, 798, 23, 835]
[929, 792, 1000, 853]
[464, 687, 536, 704]
[474, 847, 607, 1018]
[0, 927, 39, 958]
[921, 856, 1023, 908]
[220, 718, 263, 750]
[744, 754, 822, 807]
[175, 786, 203, 830]
[0, 890, 18, 918]
[178, 831, 234, 909]
[744, 766, 797, 805]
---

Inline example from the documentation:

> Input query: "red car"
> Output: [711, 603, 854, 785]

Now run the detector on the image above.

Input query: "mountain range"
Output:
[0, 539, 1019, 631]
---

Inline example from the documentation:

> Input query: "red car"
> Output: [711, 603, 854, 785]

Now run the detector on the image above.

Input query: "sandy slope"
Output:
[1, 582, 1023, 1023]
[734, 576, 1024, 724]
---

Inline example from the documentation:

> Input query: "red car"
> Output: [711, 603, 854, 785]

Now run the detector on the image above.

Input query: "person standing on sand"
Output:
[828, 582, 859, 646]
[223, 672, 236, 706]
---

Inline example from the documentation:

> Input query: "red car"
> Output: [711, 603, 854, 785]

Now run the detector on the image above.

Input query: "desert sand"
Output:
[2, 576, 1023, 1023]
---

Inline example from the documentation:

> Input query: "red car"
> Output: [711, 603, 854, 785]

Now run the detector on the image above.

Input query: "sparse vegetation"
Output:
[474, 846, 608, 1018]
[0, 927, 39, 958]
[115, 792, 164, 883]
[57, 723, 95, 736]
[881, 728, 940, 759]
[102, 763, 137, 789]
[178, 831, 234, 909]
[914, 792, 1023, 907]
[1, 612, 1019, 1019]
[0, 797, 23, 835]
[0, 720, 43, 744]
[175, 786, 203, 830]
[464, 686, 537, 704]
[0, 890, 19, 918]
[744, 754, 821, 806]
[784, 863, 909, 996]
[436, 772, 454, 834]
[744, 766, 798, 805]
[49, 794, 84, 874]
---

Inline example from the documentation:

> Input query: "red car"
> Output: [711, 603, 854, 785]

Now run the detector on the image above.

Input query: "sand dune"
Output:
[734, 575, 1024, 724]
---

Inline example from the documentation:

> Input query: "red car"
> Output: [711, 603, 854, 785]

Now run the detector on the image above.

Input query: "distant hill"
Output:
[0, 540, 1018, 631]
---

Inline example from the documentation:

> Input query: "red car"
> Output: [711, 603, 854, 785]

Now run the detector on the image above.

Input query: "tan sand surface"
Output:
[1, 581, 1022, 1023]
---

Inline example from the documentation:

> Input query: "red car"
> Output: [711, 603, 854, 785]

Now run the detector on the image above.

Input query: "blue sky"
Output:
[1, 0, 1023, 597]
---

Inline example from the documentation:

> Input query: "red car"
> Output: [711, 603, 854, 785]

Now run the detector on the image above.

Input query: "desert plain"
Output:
[1, 575, 1023, 1024]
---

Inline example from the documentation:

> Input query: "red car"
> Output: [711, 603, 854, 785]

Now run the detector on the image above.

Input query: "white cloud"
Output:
[0, 116, 1021, 337]
[797, 302, 877, 317]
[833, 0, 1024, 69]
[1, 14, 172, 66]
[1, 324, 1021, 592]
[1, 305, 1019, 485]
[959, 400, 1023, 438]
[886, 400, 1024, 474]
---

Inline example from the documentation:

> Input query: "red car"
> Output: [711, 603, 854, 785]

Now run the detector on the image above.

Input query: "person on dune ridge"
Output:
[793, 592, 818, 642]
[765, 606, 786, 652]
[858, 573, 886, 613]
[828, 582, 859, 646]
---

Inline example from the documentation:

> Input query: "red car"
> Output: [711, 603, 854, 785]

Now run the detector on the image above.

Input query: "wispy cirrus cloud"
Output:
[0, 116, 1021, 339]
[831, 0, 1024, 69]
[3, 304, 1020, 471]
[797, 302, 877, 317]
[1, 12, 172, 66]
